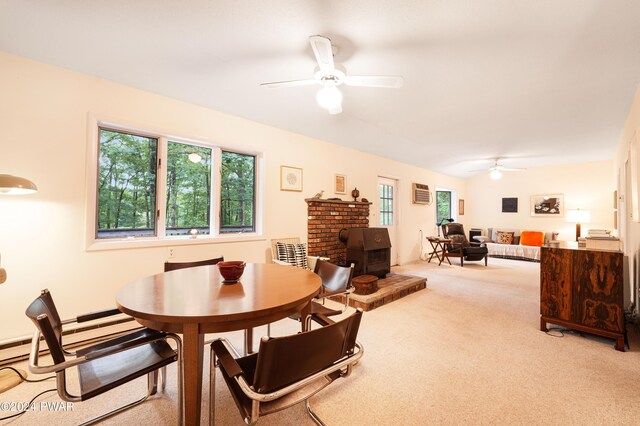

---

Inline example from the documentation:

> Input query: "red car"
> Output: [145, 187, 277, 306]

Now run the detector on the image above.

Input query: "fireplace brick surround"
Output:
[306, 198, 372, 264]
[305, 198, 427, 310]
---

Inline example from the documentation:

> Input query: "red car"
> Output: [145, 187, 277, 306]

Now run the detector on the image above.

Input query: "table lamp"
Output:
[0, 174, 37, 393]
[566, 209, 590, 241]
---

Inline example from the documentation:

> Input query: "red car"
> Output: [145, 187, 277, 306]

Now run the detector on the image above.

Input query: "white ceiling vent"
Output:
[412, 183, 432, 205]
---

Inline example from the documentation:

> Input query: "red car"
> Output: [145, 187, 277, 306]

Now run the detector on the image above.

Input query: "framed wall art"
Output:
[530, 194, 564, 217]
[334, 174, 346, 194]
[280, 165, 303, 192]
[458, 199, 464, 215]
[502, 197, 518, 213]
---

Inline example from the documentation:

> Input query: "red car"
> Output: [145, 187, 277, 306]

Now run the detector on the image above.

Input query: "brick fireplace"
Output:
[306, 198, 372, 264]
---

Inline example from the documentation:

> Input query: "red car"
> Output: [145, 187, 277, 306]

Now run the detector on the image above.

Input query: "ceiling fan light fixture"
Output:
[489, 169, 503, 180]
[316, 84, 342, 110]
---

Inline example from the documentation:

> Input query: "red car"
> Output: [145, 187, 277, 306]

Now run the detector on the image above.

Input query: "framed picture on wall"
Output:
[334, 174, 346, 194]
[530, 194, 564, 217]
[458, 199, 464, 215]
[280, 165, 303, 192]
[502, 197, 518, 213]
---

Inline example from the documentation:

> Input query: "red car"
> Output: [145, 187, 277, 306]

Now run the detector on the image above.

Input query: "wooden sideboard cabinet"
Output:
[540, 244, 626, 351]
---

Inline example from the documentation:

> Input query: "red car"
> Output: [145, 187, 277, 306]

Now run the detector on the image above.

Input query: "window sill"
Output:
[86, 233, 266, 252]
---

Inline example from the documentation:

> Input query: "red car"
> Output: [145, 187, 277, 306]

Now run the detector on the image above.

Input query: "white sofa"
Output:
[475, 228, 548, 262]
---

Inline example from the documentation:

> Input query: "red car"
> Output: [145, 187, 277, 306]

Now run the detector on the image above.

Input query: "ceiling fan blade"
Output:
[260, 79, 318, 89]
[328, 104, 342, 115]
[499, 167, 526, 172]
[309, 35, 335, 72]
[344, 75, 404, 88]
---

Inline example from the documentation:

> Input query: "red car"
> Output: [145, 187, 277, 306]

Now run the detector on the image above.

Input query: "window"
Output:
[436, 190, 451, 224]
[97, 129, 158, 238]
[379, 183, 394, 226]
[165, 141, 212, 236]
[92, 124, 261, 245]
[220, 151, 255, 233]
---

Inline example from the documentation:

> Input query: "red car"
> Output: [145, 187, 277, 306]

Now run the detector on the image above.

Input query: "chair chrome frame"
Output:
[210, 309, 364, 426]
[210, 338, 363, 426]
[28, 300, 184, 425]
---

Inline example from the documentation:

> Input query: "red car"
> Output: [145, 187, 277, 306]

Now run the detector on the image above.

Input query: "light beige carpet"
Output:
[2, 258, 640, 425]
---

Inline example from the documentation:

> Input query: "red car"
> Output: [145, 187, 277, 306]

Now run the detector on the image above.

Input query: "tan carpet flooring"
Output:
[2, 258, 640, 425]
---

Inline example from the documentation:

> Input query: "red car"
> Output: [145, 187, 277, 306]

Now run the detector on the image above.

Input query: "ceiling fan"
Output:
[260, 35, 404, 115]
[470, 159, 526, 180]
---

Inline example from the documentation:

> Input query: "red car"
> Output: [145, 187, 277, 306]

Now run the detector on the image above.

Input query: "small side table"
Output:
[427, 237, 452, 265]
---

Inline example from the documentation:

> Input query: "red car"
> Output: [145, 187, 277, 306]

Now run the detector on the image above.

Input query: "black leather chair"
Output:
[210, 309, 364, 425]
[164, 256, 224, 272]
[289, 259, 355, 328]
[25, 289, 183, 425]
[442, 222, 488, 266]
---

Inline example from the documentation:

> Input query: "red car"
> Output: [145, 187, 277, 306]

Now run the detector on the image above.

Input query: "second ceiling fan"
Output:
[261, 35, 404, 114]
[470, 159, 526, 180]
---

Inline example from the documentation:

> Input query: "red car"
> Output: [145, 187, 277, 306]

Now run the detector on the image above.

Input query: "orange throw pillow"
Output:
[520, 231, 544, 247]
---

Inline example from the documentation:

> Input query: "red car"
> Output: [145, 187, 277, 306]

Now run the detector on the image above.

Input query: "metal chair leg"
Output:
[209, 347, 216, 426]
[79, 385, 154, 426]
[305, 399, 326, 426]
[160, 366, 167, 392]
[148, 370, 159, 396]
[170, 334, 184, 426]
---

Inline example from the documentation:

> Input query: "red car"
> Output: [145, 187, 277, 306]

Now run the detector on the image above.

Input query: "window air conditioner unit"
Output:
[412, 183, 432, 205]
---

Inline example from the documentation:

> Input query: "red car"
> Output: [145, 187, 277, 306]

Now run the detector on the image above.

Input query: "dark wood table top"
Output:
[116, 262, 321, 331]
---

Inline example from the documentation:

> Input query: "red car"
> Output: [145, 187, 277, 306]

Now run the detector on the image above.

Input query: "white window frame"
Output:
[85, 114, 265, 251]
[435, 186, 458, 223]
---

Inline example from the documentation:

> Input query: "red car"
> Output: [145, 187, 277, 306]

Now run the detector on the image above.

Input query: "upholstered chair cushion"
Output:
[445, 223, 465, 236]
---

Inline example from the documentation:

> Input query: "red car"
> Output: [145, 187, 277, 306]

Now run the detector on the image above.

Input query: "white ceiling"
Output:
[1, 0, 639, 177]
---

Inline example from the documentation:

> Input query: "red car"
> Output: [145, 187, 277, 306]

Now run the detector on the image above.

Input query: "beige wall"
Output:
[0, 52, 465, 340]
[614, 84, 640, 313]
[465, 160, 614, 242]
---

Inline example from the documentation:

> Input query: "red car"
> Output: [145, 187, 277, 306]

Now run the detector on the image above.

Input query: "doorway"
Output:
[378, 176, 399, 266]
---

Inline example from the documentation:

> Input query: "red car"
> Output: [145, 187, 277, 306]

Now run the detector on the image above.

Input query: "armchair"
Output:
[441, 222, 488, 267]
[209, 309, 364, 425]
[25, 289, 183, 425]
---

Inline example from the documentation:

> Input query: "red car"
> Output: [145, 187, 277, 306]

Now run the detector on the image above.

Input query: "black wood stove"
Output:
[339, 227, 391, 278]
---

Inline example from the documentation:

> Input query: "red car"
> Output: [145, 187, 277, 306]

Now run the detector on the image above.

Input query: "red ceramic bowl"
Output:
[218, 261, 246, 283]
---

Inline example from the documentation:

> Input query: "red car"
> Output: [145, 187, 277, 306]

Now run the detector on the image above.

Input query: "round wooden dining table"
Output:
[116, 262, 321, 426]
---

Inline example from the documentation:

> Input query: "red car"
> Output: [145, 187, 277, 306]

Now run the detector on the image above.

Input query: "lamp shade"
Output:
[566, 209, 590, 223]
[0, 174, 38, 195]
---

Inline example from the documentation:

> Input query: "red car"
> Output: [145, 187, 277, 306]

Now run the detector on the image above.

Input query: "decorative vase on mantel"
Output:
[351, 188, 360, 202]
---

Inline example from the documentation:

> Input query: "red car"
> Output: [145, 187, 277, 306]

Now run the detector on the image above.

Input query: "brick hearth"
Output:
[306, 198, 371, 264]
[330, 273, 427, 311]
